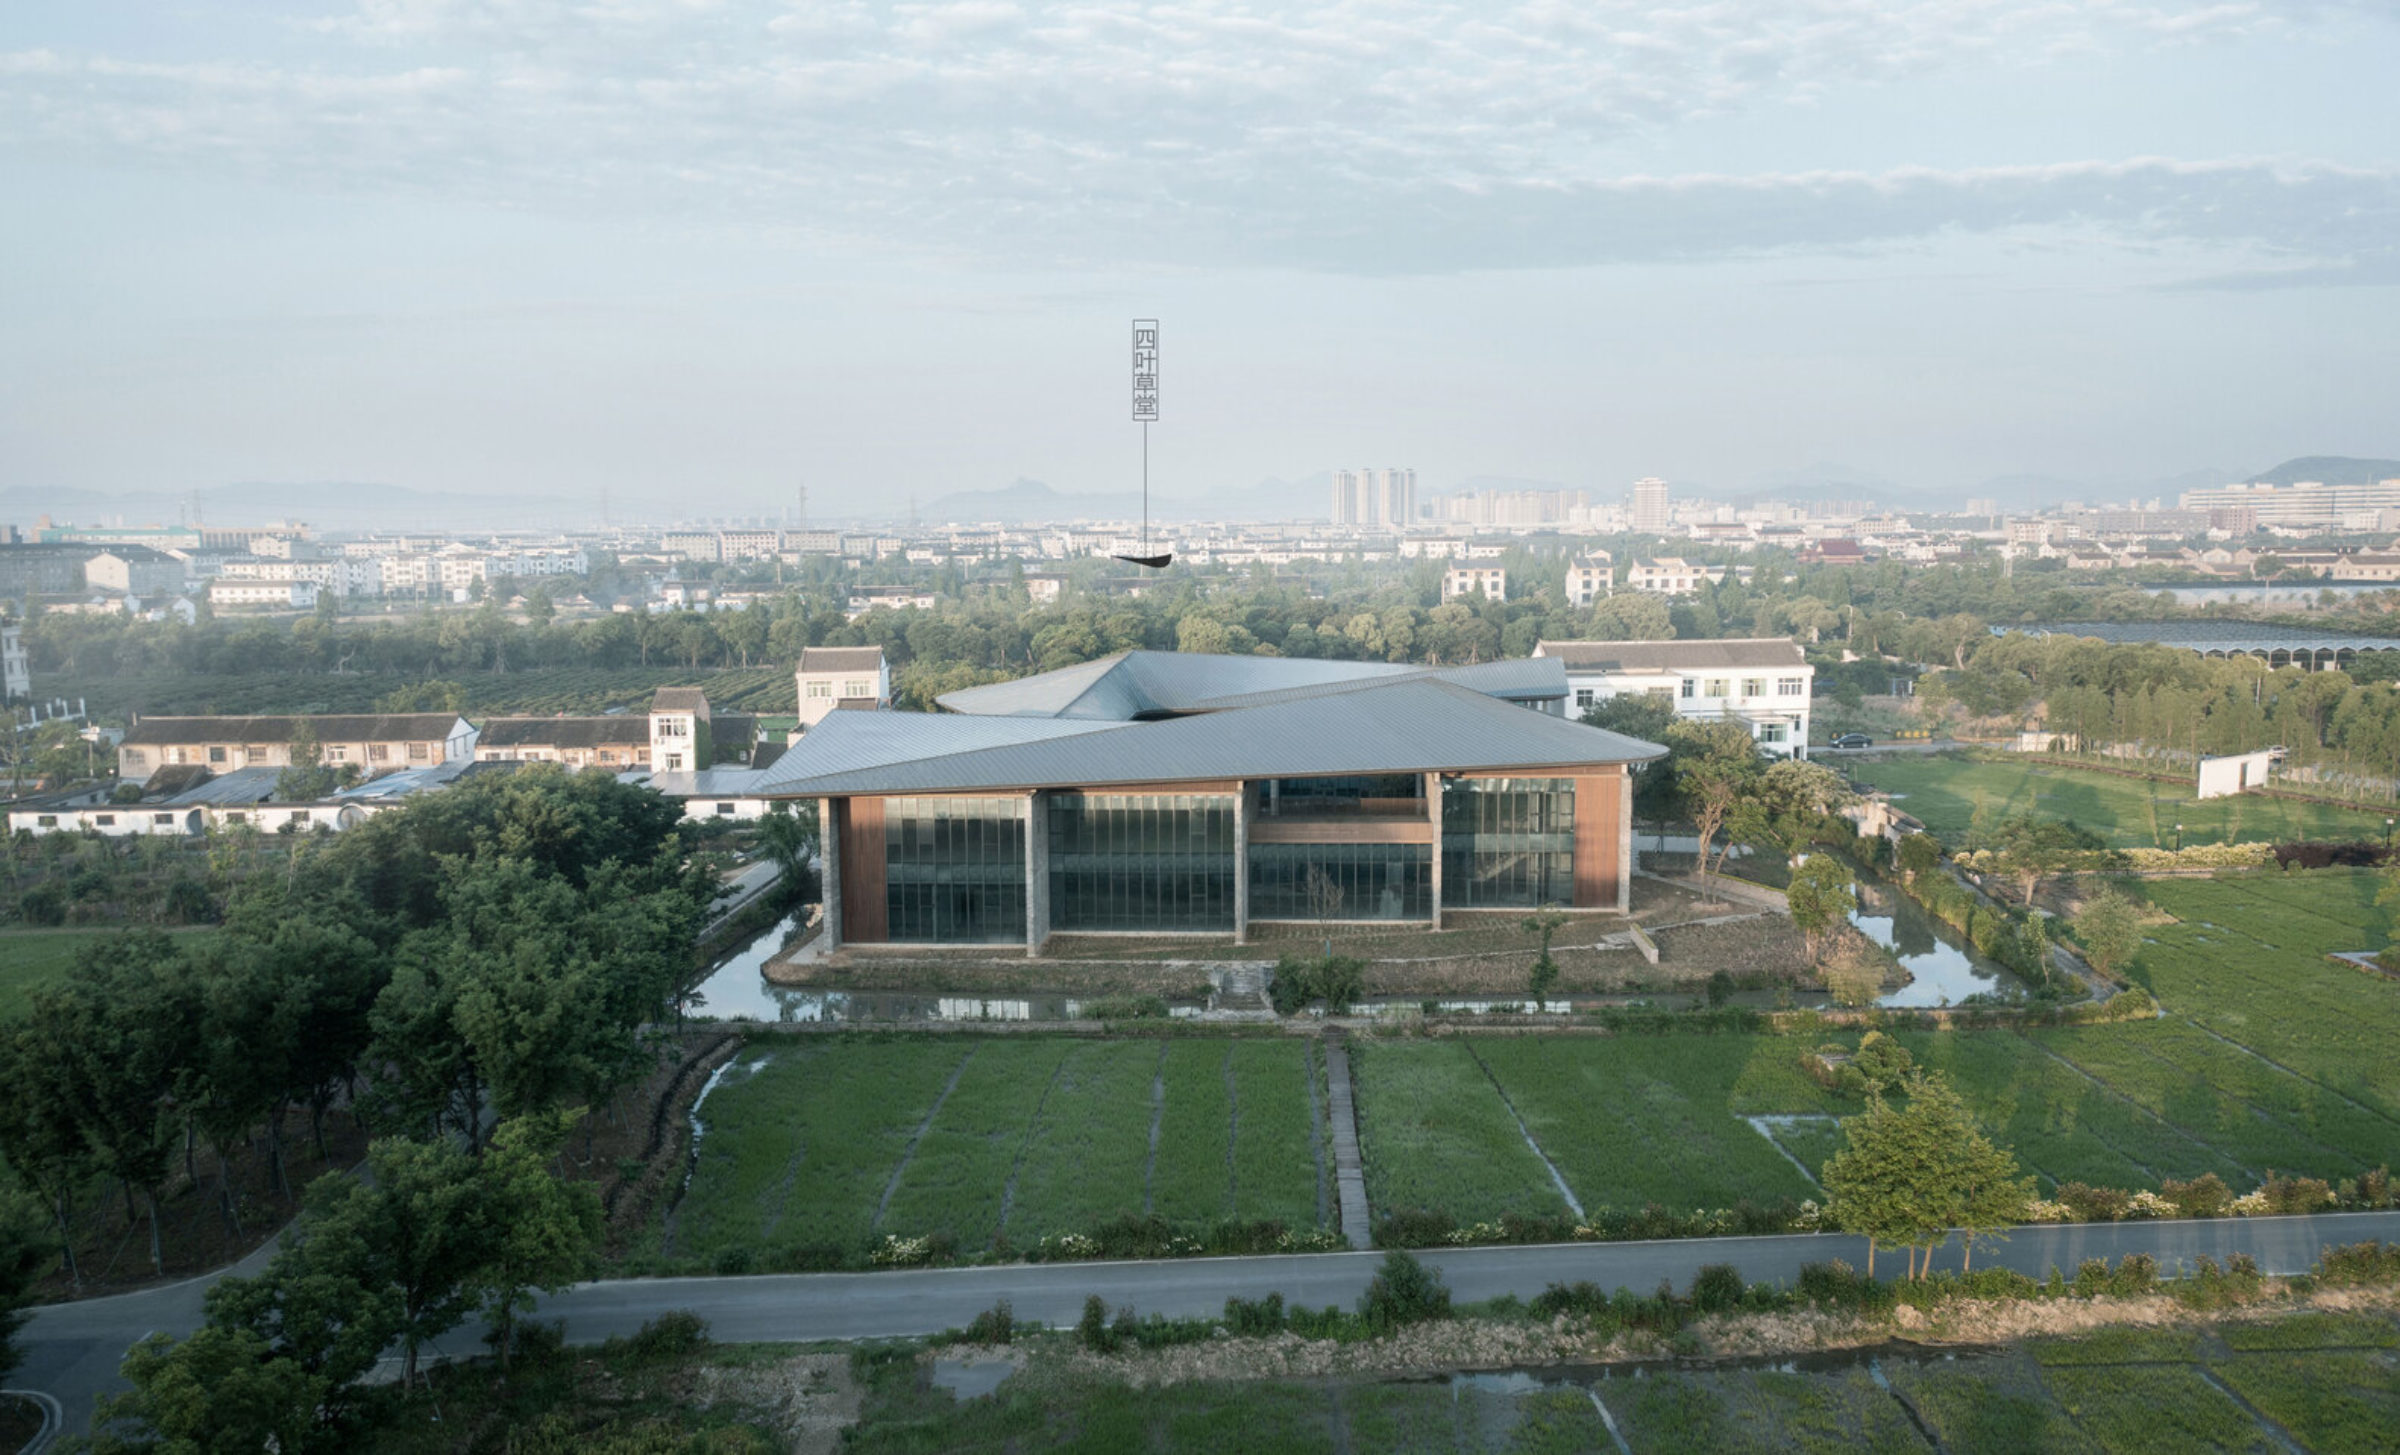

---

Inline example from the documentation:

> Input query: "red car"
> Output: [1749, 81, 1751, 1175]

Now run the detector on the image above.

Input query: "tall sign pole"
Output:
[1120, 319, 1169, 567]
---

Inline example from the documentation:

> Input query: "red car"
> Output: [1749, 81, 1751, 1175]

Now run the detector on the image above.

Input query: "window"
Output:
[843, 679, 873, 698]
[1441, 777, 1576, 908]
[208, 746, 227, 764]
[94, 814, 115, 826]
[884, 796, 1027, 943]
[657, 716, 689, 737]
[122, 750, 146, 770]
[327, 745, 348, 762]
[369, 743, 389, 762]
[224, 813, 245, 825]
[173, 748, 194, 765]
[663, 753, 684, 771]
[1249, 842, 1430, 921]
[1742, 678, 1765, 698]
[1778, 676, 1806, 696]
[1049, 793, 1237, 933]
[36, 815, 56, 828]
[1574, 688, 1596, 708]
[1679, 679, 1695, 700]
[1703, 678, 1729, 698]
[248, 744, 273, 761]
[806, 680, 833, 699]
[408, 742, 429, 761]
[1760, 723, 1788, 744]
[715, 802, 737, 816]
[154, 812, 174, 824]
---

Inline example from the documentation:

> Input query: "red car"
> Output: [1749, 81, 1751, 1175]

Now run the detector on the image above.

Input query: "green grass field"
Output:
[0, 927, 220, 1020]
[664, 1035, 1327, 1261]
[1840, 754, 2391, 847]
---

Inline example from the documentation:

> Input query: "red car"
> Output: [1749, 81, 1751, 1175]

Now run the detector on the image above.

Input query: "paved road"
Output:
[20, 1210, 2400, 1441]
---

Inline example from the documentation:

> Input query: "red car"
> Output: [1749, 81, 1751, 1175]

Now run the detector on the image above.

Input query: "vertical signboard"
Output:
[1132, 319, 1160, 422]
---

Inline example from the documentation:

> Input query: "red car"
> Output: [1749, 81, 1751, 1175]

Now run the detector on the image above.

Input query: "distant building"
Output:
[1563, 553, 1613, 607]
[1619, 558, 1724, 596]
[1, 619, 27, 701]
[649, 687, 713, 773]
[661, 531, 723, 563]
[796, 647, 891, 727]
[83, 548, 187, 597]
[2180, 479, 2400, 525]
[1630, 477, 1671, 535]
[475, 716, 653, 769]
[1331, 468, 1417, 527]
[118, 713, 478, 779]
[1534, 638, 1814, 758]
[847, 586, 938, 619]
[208, 578, 321, 610]
[1024, 574, 1066, 604]
[1441, 565, 1507, 602]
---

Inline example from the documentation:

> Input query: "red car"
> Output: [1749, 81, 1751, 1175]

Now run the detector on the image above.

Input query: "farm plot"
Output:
[2037, 1365, 2276, 1453]
[1840, 756, 2387, 847]
[1469, 1039, 1822, 1211]
[1883, 1352, 2101, 1452]
[666, 1039, 973, 1259]
[1607, 1367, 1926, 1454]
[1349, 1040, 1571, 1222]
[669, 1036, 1334, 1260]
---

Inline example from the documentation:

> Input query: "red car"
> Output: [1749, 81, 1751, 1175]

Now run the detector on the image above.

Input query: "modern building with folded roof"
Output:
[737, 650, 1665, 955]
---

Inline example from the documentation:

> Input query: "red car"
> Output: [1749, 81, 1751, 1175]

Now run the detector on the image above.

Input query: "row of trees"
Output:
[0, 768, 710, 1285]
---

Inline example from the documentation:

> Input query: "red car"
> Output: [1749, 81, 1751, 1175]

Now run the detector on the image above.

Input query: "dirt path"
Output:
[873, 1045, 979, 1231]
[1321, 1036, 1372, 1250]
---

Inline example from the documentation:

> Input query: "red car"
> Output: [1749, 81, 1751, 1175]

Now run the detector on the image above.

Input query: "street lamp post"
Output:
[2174, 823, 2184, 852]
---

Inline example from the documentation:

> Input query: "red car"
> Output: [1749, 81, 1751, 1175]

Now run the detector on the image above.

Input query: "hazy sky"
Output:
[4, 1, 2397, 517]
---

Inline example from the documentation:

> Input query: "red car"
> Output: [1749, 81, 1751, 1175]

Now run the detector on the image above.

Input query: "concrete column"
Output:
[1232, 783, 1251, 945]
[1427, 771, 1444, 929]
[1616, 764, 1634, 913]
[1025, 790, 1049, 959]
[818, 797, 842, 952]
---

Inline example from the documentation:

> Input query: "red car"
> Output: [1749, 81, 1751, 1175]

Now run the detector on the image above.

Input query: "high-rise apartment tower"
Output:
[1630, 477, 1671, 535]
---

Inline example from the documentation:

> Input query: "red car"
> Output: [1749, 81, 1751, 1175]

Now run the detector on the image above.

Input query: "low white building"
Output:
[209, 578, 320, 610]
[1619, 558, 1727, 596]
[1564, 553, 1613, 607]
[1533, 637, 1815, 758]
[795, 646, 890, 726]
[1441, 565, 1507, 602]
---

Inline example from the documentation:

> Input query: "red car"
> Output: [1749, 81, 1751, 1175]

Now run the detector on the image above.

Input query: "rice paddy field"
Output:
[659, 1036, 1329, 1260]
[1351, 868, 2400, 1221]
[1839, 754, 2391, 847]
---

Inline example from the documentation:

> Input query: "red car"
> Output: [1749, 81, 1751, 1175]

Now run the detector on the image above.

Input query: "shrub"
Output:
[159, 875, 217, 925]
[611, 1311, 710, 1363]
[1375, 1207, 1457, 1248]
[1077, 1295, 1117, 1352]
[2072, 1259, 2113, 1297]
[2162, 1174, 2232, 1220]
[2257, 1175, 2334, 1216]
[1084, 994, 1171, 1020]
[1688, 1264, 1745, 1314]
[15, 883, 64, 926]
[710, 1245, 756, 1276]
[1358, 1251, 1451, 1333]
[962, 1301, 1014, 1345]
[1852, 1031, 1913, 1091]
[2107, 1253, 2159, 1296]
[2315, 1241, 2400, 1287]
[2056, 1183, 2130, 1223]
[1224, 1293, 1286, 1336]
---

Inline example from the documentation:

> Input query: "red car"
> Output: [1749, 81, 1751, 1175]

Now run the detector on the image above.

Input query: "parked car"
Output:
[1830, 732, 1874, 749]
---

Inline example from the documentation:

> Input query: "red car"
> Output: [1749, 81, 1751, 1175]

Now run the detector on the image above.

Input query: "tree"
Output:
[276, 721, 338, 802]
[1823, 1072, 2032, 1279]
[0, 1192, 49, 1385]
[1579, 693, 1678, 744]
[753, 801, 817, 890]
[1895, 832, 1942, 887]
[287, 1136, 495, 1387]
[1785, 856, 1857, 964]
[1522, 908, 1567, 1002]
[478, 1114, 603, 1374]
[87, 1327, 335, 1455]
[2074, 886, 2143, 980]
[1662, 720, 1763, 896]
[1738, 759, 1852, 865]
[1973, 814, 2105, 906]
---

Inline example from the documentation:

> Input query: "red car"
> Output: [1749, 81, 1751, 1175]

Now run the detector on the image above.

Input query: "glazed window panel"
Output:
[882, 795, 1027, 943]
[1441, 777, 1576, 908]
[1047, 793, 1237, 933]
[1248, 843, 1432, 921]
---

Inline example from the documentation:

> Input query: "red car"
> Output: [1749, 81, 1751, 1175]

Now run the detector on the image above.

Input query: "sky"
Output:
[3, 1, 2397, 520]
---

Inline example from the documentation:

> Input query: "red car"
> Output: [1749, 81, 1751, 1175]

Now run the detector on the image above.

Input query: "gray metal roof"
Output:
[1181, 656, 1567, 711]
[1535, 638, 1806, 672]
[762, 678, 1664, 797]
[753, 711, 1133, 792]
[932, 650, 1558, 719]
[159, 766, 283, 805]
[2013, 623, 2400, 653]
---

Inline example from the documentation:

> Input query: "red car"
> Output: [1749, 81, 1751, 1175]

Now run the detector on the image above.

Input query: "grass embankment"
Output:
[1843, 753, 2391, 847]
[0, 926, 219, 1020]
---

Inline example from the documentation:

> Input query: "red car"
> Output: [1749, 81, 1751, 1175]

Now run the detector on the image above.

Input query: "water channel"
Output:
[1846, 882, 2025, 1007]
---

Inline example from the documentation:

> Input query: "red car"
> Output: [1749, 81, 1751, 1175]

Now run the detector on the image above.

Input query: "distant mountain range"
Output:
[0, 482, 597, 533]
[2243, 456, 2400, 487]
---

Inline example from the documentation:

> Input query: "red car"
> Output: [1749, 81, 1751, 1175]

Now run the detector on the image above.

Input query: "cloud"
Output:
[1, 2, 2392, 275]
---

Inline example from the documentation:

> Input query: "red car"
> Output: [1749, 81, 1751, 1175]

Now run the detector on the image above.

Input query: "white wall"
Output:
[2196, 749, 2278, 800]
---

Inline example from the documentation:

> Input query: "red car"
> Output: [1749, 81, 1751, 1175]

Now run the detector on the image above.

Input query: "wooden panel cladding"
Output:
[1249, 818, 1437, 846]
[1572, 768, 1624, 909]
[838, 797, 888, 942]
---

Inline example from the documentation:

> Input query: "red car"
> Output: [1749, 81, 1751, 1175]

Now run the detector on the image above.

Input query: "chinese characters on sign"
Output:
[1132, 319, 1159, 422]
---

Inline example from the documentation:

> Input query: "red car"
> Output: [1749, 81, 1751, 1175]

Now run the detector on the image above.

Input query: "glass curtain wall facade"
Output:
[1441, 777, 1576, 908]
[1249, 843, 1432, 921]
[1046, 793, 1238, 933]
[883, 796, 1027, 943]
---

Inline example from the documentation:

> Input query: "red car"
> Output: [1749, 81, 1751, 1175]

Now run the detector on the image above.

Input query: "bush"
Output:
[1077, 1295, 1117, 1352]
[1271, 955, 1367, 1015]
[1085, 994, 1171, 1020]
[2315, 1241, 2400, 1287]
[1224, 1293, 1286, 1336]
[1358, 1251, 1451, 1333]
[15, 883, 64, 926]
[962, 1300, 1014, 1345]
[610, 1311, 710, 1363]
[1688, 1264, 1745, 1315]
[2057, 1183, 2130, 1223]
[1852, 1031, 1913, 1091]
[2162, 1174, 2232, 1220]
[2257, 1175, 2334, 1216]
[1374, 1207, 1457, 1248]
[1796, 1260, 1891, 1312]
